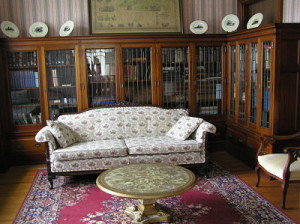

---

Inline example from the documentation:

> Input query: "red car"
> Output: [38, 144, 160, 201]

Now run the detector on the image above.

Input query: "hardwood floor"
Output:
[0, 151, 299, 223]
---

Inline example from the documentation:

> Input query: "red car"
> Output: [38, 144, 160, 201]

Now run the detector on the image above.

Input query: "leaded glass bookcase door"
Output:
[45, 49, 78, 120]
[86, 48, 116, 107]
[259, 40, 273, 132]
[161, 47, 189, 109]
[122, 47, 152, 105]
[196, 46, 222, 116]
[7, 51, 41, 126]
[249, 42, 258, 126]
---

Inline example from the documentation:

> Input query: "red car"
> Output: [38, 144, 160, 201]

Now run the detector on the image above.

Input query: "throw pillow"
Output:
[46, 120, 77, 148]
[166, 116, 202, 140]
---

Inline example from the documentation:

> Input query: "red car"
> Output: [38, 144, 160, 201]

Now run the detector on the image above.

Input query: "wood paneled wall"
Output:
[0, 0, 237, 37]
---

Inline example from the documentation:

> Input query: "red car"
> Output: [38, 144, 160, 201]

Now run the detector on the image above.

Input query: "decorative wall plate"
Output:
[221, 14, 239, 32]
[59, 20, 74, 37]
[189, 20, 208, 34]
[1, 21, 20, 38]
[247, 13, 263, 29]
[29, 22, 48, 37]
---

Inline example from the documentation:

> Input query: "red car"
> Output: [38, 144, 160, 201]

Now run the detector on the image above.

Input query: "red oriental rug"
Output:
[13, 162, 296, 224]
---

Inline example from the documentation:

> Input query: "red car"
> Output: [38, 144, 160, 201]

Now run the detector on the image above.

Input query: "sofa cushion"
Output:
[166, 116, 202, 140]
[147, 108, 188, 136]
[57, 110, 97, 142]
[51, 139, 128, 161]
[47, 120, 77, 148]
[128, 152, 205, 165]
[94, 108, 124, 140]
[51, 157, 129, 173]
[125, 136, 202, 155]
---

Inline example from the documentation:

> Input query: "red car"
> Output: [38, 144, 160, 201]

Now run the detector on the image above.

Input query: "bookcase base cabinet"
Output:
[9, 136, 45, 165]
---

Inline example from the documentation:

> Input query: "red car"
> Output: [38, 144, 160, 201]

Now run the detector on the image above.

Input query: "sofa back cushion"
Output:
[57, 109, 98, 142]
[123, 107, 188, 138]
[94, 108, 125, 140]
[56, 106, 188, 142]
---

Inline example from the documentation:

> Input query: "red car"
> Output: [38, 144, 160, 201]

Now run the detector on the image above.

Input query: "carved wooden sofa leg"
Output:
[48, 174, 55, 189]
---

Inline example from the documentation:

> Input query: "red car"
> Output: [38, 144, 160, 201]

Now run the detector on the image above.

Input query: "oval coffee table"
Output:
[96, 163, 196, 223]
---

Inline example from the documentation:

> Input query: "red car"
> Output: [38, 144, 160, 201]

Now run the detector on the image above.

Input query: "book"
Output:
[51, 69, 59, 87]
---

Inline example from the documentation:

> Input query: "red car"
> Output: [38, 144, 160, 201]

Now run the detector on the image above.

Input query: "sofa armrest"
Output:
[35, 126, 57, 152]
[194, 121, 216, 143]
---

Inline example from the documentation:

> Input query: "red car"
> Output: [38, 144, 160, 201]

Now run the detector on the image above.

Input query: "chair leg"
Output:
[255, 166, 261, 187]
[281, 181, 289, 209]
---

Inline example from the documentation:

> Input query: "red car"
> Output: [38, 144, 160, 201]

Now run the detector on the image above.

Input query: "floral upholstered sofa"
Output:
[35, 106, 216, 188]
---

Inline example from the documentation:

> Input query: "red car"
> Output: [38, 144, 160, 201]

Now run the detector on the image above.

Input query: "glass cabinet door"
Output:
[260, 41, 272, 128]
[238, 44, 246, 120]
[45, 49, 77, 119]
[196, 46, 222, 116]
[161, 47, 188, 109]
[86, 49, 116, 107]
[229, 45, 236, 118]
[123, 47, 152, 105]
[7, 51, 41, 125]
[249, 43, 258, 124]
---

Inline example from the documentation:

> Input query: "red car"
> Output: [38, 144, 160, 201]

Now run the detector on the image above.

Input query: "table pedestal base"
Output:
[125, 199, 170, 224]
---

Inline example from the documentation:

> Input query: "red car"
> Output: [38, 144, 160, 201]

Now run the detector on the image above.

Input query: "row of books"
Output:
[162, 48, 187, 64]
[123, 64, 150, 81]
[14, 112, 41, 125]
[47, 50, 75, 65]
[10, 71, 39, 88]
[50, 69, 75, 87]
[8, 51, 38, 67]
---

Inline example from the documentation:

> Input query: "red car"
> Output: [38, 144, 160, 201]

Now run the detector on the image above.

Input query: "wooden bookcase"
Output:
[0, 34, 226, 164]
[1, 24, 299, 166]
[226, 24, 300, 167]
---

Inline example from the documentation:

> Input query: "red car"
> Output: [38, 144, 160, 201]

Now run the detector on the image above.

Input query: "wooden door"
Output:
[257, 37, 275, 135]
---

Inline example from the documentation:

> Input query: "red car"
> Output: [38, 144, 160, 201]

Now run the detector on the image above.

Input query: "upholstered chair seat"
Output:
[258, 154, 300, 180]
[255, 132, 300, 209]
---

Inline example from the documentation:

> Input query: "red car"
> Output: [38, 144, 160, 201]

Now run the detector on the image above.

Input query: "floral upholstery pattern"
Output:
[166, 116, 203, 140]
[47, 120, 77, 148]
[51, 157, 129, 172]
[35, 126, 57, 152]
[125, 136, 203, 155]
[148, 108, 188, 136]
[57, 111, 97, 142]
[35, 106, 215, 176]
[94, 109, 124, 140]
[51, 139, 128, 162]
[195, 121, 217, 143]
[128, 152, 205, 165]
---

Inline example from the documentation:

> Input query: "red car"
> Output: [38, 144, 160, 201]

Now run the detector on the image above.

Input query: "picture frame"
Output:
[88, 0, 182, 34]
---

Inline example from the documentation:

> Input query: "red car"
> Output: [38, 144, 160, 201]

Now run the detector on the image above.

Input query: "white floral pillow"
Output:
[166, 116, 202, 140]
[46, 120, 77, 148]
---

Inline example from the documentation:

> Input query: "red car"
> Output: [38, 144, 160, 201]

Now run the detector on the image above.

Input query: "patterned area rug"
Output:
[14, 162, 296, 224]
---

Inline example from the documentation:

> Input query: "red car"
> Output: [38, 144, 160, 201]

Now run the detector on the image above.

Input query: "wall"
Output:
[0, 0, 298, 38]
[283, 0, 300, 22]
[0, 0, 237, 38]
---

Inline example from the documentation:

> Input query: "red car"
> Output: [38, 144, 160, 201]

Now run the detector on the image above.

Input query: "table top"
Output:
[96, 163, 196, 199]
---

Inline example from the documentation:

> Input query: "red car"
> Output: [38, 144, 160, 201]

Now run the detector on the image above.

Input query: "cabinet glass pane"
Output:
[238, 44, 246, 120]
[46, 50, 77, 119]
[123, 48, 151, 104]
[162, 47, 188, 109]
[230, 46, 236, 117]
[7, 51, 41, 125]
[261, 42, 272, 128]
[250, 43, 258, 124]
[86, 49, 116, 107]
[196, 46, 222, 115]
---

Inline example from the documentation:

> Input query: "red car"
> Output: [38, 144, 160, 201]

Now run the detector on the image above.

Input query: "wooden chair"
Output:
[255, 132, 300, 209]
